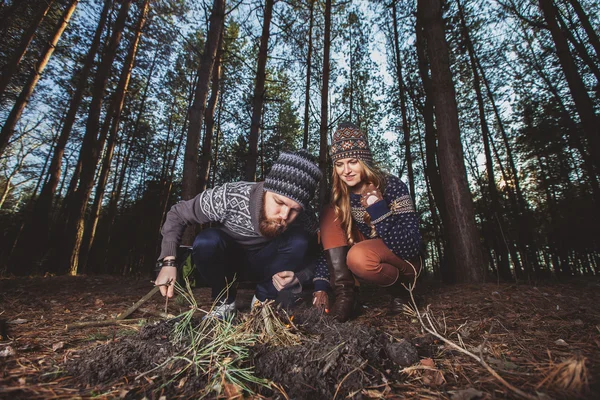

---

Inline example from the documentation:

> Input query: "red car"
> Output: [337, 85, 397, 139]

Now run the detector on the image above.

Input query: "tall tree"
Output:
[456, 0, 511, 280]
[9, 0, 112, 275]
[181, 0, 226, 202]
[246, 0, 274, 182]
[0, 0, 79, 157]
[391, 0, 415, 201]
[60, 0, 133, 275]
[79, 0, 151, 271]
[198, 21, 225, 192]
[303, 0, 315, 149]
[319, 0, 332, 207]
[538, 0, 600, 172]
[0, 0, 56, 97]
[418, 0, 485, 283]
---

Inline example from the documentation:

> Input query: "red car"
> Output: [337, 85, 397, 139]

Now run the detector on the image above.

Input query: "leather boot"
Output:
[326, 246, 356, 322]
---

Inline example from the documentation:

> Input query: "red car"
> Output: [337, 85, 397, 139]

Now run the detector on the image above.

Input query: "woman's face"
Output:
[334, 158, 365, 191]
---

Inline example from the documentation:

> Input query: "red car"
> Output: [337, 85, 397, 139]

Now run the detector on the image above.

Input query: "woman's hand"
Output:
[312, 291, 329, 312]
[360, 183, 383, 208]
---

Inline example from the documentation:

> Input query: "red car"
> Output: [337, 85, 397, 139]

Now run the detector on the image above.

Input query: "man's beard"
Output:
[259, 205, 287, 239]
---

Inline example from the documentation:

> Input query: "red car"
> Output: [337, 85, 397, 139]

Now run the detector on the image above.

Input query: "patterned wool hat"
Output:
[264, 149, 322, 209]
[330, 122, 373, 162]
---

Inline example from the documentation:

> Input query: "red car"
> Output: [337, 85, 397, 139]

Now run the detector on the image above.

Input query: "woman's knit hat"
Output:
[264, 149, 322, 209]
[330, 122, 373, 163]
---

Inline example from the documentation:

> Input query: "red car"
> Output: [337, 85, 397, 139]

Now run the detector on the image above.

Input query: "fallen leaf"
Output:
[95, 299, 105, 307]
[64, 309, 71, 314]
[8, 318, 27, 324]
[362, 388, 385, 398]
[420, 358, 446, 387]
[52, 342, 65, 352]
[450, 388, 485, 400]
[119, 389, 129, 398]
[18, 377, 26, 385]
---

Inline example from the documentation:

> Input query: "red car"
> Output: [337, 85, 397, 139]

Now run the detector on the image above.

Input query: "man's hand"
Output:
[155, 266, 177, 298]
[272, 271, 299, 291]
[312, 290, 329, 312]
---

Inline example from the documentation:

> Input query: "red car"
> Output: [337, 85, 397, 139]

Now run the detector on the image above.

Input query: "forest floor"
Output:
[0, 274, 598, 399]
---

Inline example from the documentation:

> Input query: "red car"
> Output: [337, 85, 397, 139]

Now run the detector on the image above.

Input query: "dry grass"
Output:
[537, 355, 590, 396]
[239, 300, 305, 347]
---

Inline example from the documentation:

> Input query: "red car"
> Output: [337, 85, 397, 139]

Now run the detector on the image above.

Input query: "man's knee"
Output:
[282, 228, 310, 255]
[192, 229, 228, 255]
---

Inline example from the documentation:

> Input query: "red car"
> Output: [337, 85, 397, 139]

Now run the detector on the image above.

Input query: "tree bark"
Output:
[538, 0, 600, 171]
[245, 0, 274, 182]
[198, 21, 225, 192]
[182, 0, 226, 200]
[418, 0, 486, 283]
[392, 0, 415, 203]
[567, 0, 600, 60]
[303, 0, 315, 149]
[60, 0, 132, 275]
[0, 0, 56, 97]
[79, 0, 150, 272]
[10, 0, 112, 274]
[319, 0, 332, 207]
[0, 0, 79, 157]
[457, 0, 511, 281]
[180, 0, 226, 245]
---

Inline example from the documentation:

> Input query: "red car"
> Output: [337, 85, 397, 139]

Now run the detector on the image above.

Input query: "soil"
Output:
[0, 275, 599, 399]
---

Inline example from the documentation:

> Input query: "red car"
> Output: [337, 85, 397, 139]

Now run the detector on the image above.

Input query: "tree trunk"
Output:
[319, 0, 332, 207]
[60, 0, 132, 276]
[418, 0, 485, 283]
[416, 4, 455, 281]
[457, 0, 511, 281]
[10, 0, 112, 274]
[180, 0, 226, 245]
[245, 0, 273, 182]
[0, 0, 79, 157]
[303, 0, 315, 149]
[79, 0, 150, 272]
[567, 0, 600, 60]
[198, 21, 225, 192]
[539, 0, 600, 171]
[392, 0, 415, 203]
[212, 95, 224, 187]
[0, 0, 56, 97]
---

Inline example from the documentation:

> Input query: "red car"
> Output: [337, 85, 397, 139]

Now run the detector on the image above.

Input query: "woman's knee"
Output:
[346, 244, 381, 277]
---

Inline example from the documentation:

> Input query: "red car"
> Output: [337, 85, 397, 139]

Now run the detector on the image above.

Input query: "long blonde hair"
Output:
[331, 160, 386, 245]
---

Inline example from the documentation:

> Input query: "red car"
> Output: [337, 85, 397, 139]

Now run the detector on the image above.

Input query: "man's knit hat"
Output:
[330, 122, 373, 163]
[264, 149, 322, 209]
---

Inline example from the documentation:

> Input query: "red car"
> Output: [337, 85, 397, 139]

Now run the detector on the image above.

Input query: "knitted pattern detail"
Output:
[199, 182, 260, 237]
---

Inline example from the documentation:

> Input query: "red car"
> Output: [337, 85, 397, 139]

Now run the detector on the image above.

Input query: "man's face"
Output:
[259, 191, 302, 238]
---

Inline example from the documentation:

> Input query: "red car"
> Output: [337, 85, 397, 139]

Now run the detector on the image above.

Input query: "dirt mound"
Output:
[66, 306, 423, 399]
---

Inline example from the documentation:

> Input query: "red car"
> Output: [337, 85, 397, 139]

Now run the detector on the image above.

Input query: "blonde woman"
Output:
[312, 123, 422, 322]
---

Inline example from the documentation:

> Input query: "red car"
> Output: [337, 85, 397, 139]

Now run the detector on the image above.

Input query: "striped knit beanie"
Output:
[264, 149, 322, 209]
[330, 122, 373, 163]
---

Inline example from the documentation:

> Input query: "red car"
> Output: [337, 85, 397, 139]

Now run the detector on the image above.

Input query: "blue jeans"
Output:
[192, 227, 310, 303]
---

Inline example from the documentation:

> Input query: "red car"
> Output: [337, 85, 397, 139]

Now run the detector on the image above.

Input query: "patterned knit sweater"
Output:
[159, 181, 318, 261]
[313, 174, 421, 291]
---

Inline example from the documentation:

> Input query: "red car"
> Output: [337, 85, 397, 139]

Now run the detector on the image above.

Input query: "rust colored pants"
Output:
[320, 205, 420, 286]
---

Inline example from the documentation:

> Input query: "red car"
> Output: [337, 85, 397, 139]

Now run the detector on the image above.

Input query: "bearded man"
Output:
[155, 150, 322, 319]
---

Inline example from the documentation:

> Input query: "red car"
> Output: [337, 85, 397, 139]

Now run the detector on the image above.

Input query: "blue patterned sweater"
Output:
[313, 174, 421, 291]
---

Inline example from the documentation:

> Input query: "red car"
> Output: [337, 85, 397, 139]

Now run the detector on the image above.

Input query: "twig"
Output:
[117, 285, 161, 320]
[333, 360, 368, 400]
[65, 318, 145, 330]
[402, 266, 541, 400]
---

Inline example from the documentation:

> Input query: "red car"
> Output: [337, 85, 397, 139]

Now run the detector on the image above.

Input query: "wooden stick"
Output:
[117, 285, 161, 320]
[65, 318, 145, 331]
